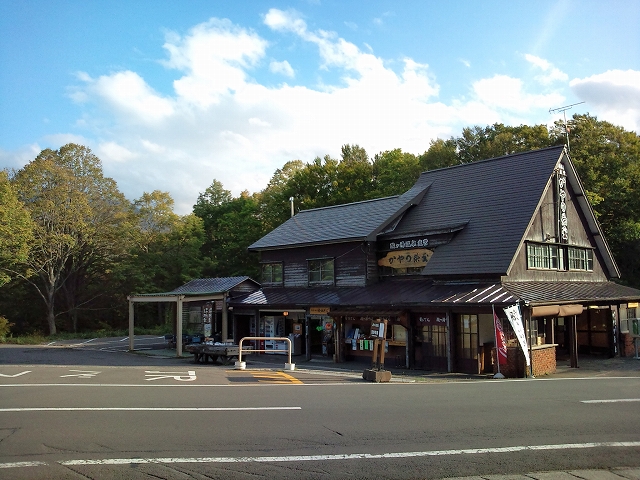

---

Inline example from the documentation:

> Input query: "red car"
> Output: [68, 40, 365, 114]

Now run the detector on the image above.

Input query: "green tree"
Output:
[418, 138, 459, 171]
[194, 182, 262, 279]
[553, 114, 640, 286]
[125, 190, 206, 293]
[0, 170, 33, 287]
[258, 160, 306, 231]
[371, 148, 421, 197]
[12, 150, 92, 335]
[334, 144, 374, 204]
[11, 144, 133, 334]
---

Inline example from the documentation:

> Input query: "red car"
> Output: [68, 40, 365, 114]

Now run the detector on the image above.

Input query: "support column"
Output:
[128, 299, 135, 351]
[570, 315, 579, 368]
[221, 294, 228, 341]
[176, 296, 183, 357]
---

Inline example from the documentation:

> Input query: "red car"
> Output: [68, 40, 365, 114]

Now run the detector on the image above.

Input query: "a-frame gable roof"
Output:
[390, 146, 568, 277]
[248, 182, 430, 251]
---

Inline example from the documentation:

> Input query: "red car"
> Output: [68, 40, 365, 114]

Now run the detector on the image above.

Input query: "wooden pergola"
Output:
[127, 292, 229, 357]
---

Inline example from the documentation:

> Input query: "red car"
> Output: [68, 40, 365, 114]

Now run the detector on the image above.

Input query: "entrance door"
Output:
[418, 325, 448, 371]
[455, 314, 479, 373]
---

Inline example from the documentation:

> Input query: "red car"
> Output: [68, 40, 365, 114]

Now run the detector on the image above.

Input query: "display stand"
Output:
[363, 319, 392, 383]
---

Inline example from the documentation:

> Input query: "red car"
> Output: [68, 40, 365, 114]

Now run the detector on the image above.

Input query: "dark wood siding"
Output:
[259, 242, 368, 287]
[507, 172, 608, 282]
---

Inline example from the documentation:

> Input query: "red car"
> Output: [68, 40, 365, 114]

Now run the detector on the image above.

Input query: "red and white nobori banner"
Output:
[493, 310, 508, 365]
[504, 304, 530, 367]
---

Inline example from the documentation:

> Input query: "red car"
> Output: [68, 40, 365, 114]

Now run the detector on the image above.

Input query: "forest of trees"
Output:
[1, 114, 639, 337]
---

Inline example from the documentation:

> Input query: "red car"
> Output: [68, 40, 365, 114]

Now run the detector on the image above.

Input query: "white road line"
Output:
[0, 406, 301, 412]
[581, 398, 640, 403]
[54, 441, 640, 465]
[2, 441, 639, 469]
[0, 461, 48, 469]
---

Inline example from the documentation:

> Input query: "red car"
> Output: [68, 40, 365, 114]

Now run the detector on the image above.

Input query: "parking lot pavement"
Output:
[446, 468, 640, 480]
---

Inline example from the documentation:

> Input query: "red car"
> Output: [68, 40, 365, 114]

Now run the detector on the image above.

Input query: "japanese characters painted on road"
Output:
[503, 304, 530, 367]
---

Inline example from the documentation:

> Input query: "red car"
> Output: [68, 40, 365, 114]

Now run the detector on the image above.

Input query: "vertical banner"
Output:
[503, 304, 530, 367]
[493, 308, 508, 365]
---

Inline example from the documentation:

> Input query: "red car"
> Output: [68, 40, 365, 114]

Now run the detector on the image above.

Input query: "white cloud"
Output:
[17, 13, 579, 215]
[472, 74, 564, 113]
[97, 142, 138, 163]
[269, 60, 295, 77]
[163, 18, 267, 108]
[525, 54, 568, 85]
[570, 69, 640, 132]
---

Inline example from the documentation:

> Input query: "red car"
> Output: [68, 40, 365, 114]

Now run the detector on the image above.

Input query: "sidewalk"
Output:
[146, 346, 640, 382]
[446, 468, 640, 480]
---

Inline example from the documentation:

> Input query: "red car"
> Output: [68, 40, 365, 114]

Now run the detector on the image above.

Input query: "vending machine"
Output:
[264, 316, 286, 354]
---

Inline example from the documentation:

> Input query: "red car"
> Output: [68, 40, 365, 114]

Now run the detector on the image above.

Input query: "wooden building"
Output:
[231, 146, 640, 375]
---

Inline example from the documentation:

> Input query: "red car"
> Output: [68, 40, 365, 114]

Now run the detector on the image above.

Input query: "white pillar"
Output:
[176, 296, 183, 357]
[128, 299, 135, 351]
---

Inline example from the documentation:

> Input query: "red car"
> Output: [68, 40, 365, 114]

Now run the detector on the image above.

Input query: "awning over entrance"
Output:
[530, 304, 584, 317]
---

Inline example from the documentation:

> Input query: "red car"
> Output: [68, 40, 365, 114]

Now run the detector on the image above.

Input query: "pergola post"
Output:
[221, 293, 228, 341]
[176, 296, 184, 357]
[128, 299, 135, 351]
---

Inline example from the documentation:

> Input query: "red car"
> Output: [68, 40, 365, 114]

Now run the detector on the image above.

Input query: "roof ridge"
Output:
[417, 144, 565, 175]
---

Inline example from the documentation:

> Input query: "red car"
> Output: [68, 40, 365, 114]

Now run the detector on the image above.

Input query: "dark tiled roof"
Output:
[393, 146, 566, 276]
[248, 183, 430, 250]
[231, 279, 640, 309]
[168, 277, 258, 295]
[503, 281, 640, 305]
[231, 280, 520, 308]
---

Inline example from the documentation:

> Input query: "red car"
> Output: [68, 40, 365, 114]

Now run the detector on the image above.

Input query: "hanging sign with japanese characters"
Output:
[377, 248, 433, 269]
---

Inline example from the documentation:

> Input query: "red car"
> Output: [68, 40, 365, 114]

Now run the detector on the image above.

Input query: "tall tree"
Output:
[12, 150, 92, 335]
[553, 114, 640, 286]
[259, 160, 305, 230]
[0, 170, 33, 288]
[335, 144, 374, 204]
[371, 149, 421, 197]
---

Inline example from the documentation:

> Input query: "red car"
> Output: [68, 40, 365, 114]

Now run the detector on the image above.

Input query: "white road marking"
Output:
[0, 461, 48, 469]
[2, 441, 639, 469]
[60, 370, 101, 378]
[144, 370, 197, 381]
[581, 398, 640, 403]
[47, 441, 640, 467]
[0, 406, 301, 412]
[0, 371, 31, 378]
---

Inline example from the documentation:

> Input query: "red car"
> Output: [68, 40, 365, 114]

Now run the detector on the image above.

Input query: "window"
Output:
[261, 262, 283, 285]
[456, 314, 478, 360]
[568, 247, 593, 271]
[527, 243, 564, 270]
[527, 243, 593, 272]
[308, 258, 334, 285]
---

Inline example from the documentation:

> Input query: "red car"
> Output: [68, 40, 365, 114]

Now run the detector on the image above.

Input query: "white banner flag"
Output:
[503, 304, 530, 367]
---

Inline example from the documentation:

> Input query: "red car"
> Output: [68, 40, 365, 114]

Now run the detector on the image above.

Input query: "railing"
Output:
[235, 336, 295, 371]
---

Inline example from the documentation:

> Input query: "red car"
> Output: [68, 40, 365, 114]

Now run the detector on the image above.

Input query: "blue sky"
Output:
[1, 0, 639, 214]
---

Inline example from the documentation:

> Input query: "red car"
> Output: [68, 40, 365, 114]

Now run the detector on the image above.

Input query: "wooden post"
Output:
[570, 315, 579, 368]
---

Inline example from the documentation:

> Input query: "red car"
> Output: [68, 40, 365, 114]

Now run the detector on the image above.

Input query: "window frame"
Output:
[261, 262, 283, 286]
[526, 243, 565, 270]
[307, 257, 335, 286]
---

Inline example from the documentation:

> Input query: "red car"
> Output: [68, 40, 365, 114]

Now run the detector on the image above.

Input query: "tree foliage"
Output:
[0, 170, 33, 287]
[2, 118, 639, 336]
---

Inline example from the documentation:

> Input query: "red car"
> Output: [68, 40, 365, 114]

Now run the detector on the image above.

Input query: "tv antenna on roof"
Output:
[549, 101, 585, 153]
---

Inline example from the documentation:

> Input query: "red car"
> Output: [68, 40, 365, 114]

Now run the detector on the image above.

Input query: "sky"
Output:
[1, 1, 639, 214]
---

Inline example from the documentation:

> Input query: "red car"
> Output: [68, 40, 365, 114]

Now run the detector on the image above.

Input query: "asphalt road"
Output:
[1, 339, 639, 479]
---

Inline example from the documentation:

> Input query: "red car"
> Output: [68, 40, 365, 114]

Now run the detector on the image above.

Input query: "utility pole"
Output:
[549, 102, 585, 153]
